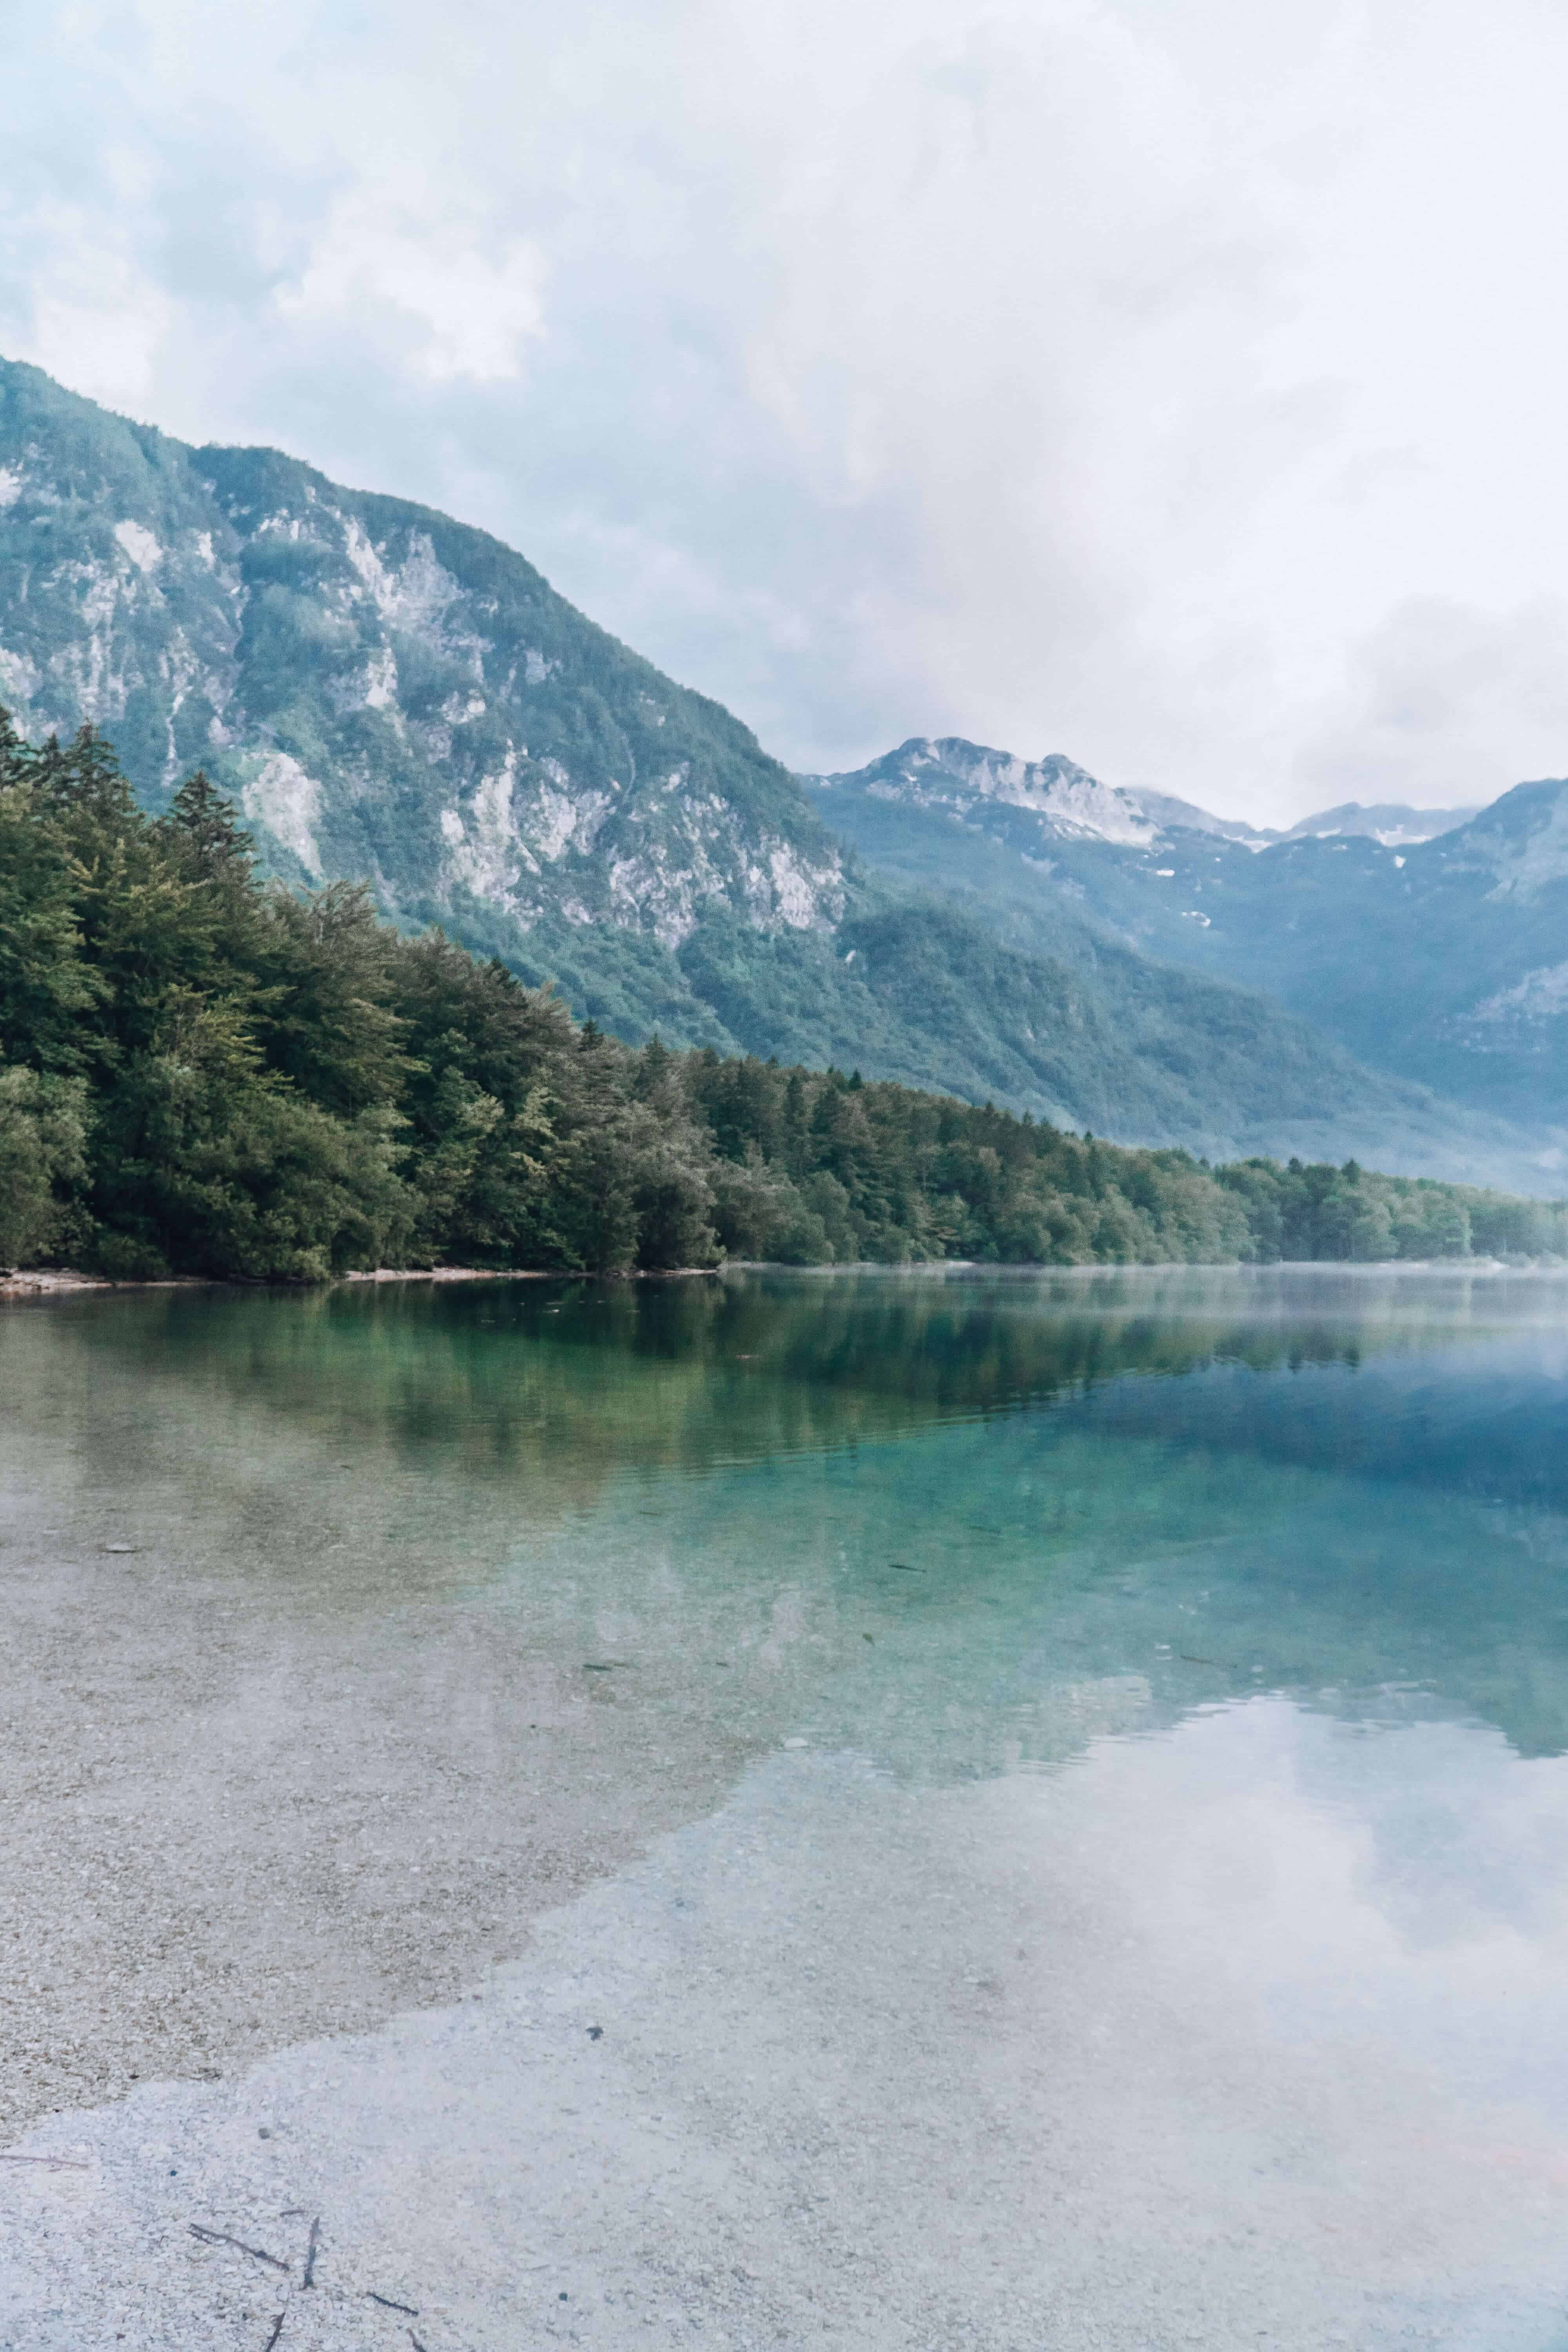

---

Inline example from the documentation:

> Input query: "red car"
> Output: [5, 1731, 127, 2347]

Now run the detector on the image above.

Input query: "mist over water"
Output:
[4, 1267, 1568, 2346]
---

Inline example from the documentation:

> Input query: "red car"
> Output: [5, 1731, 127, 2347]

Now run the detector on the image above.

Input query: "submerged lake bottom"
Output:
[2, 1265, 1567, 2348]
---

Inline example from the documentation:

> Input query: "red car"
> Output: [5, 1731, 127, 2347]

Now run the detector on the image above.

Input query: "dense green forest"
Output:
[1, 711, 1564, 1280]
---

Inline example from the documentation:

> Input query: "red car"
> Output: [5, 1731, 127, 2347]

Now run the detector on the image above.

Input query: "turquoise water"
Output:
[5, 1265, 1568, 2346]
[43, 1262, 1568, 1760]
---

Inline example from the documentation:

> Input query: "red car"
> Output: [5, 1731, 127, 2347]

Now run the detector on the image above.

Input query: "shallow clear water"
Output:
[4, 1267, 1568, 2347]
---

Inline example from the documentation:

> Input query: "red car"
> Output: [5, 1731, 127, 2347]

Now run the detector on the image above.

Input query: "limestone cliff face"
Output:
[0, 359, 844, 951]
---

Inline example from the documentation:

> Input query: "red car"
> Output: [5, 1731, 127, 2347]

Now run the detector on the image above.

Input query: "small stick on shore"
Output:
[302, 2216, 321, 2287]
[366, 2288, 419, 2313]
[188, 2223, 291, 2272]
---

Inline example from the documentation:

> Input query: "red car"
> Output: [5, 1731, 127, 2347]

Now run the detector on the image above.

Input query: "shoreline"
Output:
[0, 1262, 724, 1301]
[2, 1255, 1559, 1306]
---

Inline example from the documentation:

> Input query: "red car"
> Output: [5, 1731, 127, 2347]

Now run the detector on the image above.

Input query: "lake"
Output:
[2, 1266, 1567, 2348]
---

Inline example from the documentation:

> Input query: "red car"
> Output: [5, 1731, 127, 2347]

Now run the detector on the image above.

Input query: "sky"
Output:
[2, 0, 1567, 823]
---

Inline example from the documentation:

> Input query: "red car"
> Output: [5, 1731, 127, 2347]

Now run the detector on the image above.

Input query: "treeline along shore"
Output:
[2, 708, 1565, 1281]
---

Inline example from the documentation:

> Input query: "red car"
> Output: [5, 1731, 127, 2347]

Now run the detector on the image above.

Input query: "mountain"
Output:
[0, 358, 849, 1044]
[804, 738, 1568, 1138]
[809, 739, 1474, 852]
[0, 358, 1553, 1186]
[1274, 800, 1477, 848]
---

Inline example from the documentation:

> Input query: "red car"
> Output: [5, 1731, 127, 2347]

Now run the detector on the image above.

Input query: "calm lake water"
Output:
[3, 1266, 1568, 2348]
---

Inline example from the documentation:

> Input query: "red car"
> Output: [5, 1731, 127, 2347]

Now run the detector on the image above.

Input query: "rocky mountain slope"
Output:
[806, 739, 1568, 1133]
[0, 359, 843, 956]
[0, 358, 1554, 1185]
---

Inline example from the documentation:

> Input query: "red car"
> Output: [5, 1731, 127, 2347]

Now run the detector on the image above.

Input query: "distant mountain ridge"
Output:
[804, 738, 1568, 1134]
[807, 737, 1474, 852]
[829, 739, 1161, 846]
[1273, 800, 1478, 848]
[0, 356, 1555, 1189]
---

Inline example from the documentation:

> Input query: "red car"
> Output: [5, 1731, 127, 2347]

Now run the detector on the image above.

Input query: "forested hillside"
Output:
[2, 713, 1563, 1281]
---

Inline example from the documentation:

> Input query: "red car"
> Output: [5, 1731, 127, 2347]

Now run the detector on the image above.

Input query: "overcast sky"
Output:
[3, 0, 1566, 821]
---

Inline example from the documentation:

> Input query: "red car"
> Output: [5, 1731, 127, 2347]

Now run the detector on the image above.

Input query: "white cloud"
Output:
[1, 0, 1568, 820]
[274, 191, 546, 384]
[1299, 597, 1568, 806]
[2, 191, 174, 408]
